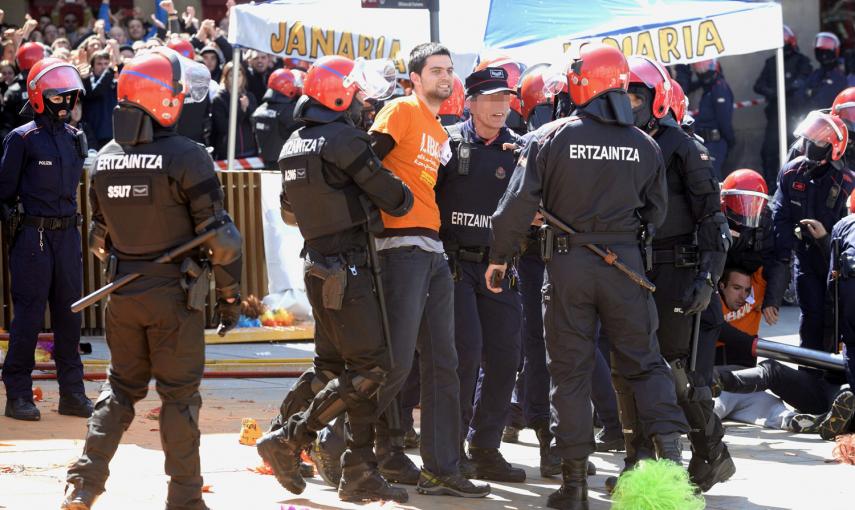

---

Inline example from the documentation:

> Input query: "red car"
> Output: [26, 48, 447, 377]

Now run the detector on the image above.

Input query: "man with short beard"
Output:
[310, 43, 491, 499]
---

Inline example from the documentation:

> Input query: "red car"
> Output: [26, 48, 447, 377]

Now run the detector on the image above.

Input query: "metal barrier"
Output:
[0, 170, 271, 335]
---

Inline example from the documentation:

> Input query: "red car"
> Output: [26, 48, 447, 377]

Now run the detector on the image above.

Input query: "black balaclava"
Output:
[43, 90, 80, 122]
[816, 48, 838, 71]
[803, 139, 832, 178]
[628, 84, 654, 131]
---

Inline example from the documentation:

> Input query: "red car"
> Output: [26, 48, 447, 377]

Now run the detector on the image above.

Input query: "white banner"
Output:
[228, 0, 430, 77]
[485, 2, 783, 67]
[259, 172, 311, 320]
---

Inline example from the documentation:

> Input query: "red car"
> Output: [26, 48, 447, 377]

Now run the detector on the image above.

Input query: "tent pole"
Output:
[227, 48, 242, 172]
[775, 46, 787, 170]
[429, 0, 440, 42]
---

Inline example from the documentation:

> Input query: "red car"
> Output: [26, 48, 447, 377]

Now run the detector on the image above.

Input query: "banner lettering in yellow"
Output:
[270, 21, 405, 73]
[563, 20, 725, 64]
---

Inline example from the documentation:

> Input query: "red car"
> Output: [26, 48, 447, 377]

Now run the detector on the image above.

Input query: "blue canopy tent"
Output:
[481, 0, 787, 165]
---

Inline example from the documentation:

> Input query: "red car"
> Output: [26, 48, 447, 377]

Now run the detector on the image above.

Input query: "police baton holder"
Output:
[538, 207, 656, 292]
[71, 228, 219, 313]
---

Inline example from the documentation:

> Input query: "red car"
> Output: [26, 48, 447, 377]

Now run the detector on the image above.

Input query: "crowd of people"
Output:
[1, 3, 855, 510]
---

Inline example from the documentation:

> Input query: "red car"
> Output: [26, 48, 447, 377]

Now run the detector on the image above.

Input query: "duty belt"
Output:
[551, 232, 639, 255]
[455, 247, 489, 263]
[116, 260, 183, 278]
[652, 245, 700, 268]
[22, 214, 82, 230]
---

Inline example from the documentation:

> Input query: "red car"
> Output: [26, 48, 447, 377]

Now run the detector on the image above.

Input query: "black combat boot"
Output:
[256, 427, 308, 494]
[339, 462, 408, 503]
[653, 432, 684, 464]
[546, 458, 589, 510]
[5, 397, 40, 421]
[532, 420, 562, 477]
[59, 393, 94, 418]
[308, 436, 342, 487]
[688, 436, 735, 492]
[468, 447, 526, 483]
[375, 433, 420, 485]
[60, 481, 100, 510]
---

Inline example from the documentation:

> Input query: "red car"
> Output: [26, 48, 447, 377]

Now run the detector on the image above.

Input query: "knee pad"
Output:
[278, 369, 335, 420]
[670, 359, 692, 403]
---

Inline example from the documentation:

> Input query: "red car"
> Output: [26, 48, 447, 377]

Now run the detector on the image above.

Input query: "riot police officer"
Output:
[486, 44, 689, 510]
[253, 68, 304, 168]
[1, 43, 46, 143]
[754, 25, 813, 192]
[692, 59, 734, 180]
[770, 112, 855, 355]
[831, 190, 855, 389]
[62, 47, 243, 510]
[255, 55, 413, 504]
[436, 66, 526, 483]
[626, 56, 734, 493]
[0, 57, 91, 422]
[805, 33, 847, 114]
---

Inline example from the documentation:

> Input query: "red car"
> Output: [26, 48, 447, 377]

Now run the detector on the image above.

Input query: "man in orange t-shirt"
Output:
[312, 43, 490, 499]
[717, 267, 766, 366]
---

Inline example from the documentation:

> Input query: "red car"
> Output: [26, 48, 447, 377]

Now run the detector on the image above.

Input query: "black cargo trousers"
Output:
[67, 278, 207, 510]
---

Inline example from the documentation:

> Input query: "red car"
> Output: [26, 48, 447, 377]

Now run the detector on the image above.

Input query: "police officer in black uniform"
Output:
[62, 47, 243, 510]
[486, 44, 689, 510]
[754, 25, 813, 192]
[805, 33, 847, 114]
[831, 190, 855, 389]
[253, 68, 304, 168]
[625, 56, 734, 493]
[435, 67, 526, 483]
[1, 57, 91, 422]
[255, 55, 413, 504]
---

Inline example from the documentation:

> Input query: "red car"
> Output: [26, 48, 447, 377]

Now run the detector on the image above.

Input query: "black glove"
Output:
[680, 273, 715, 315]
[215, 297, 241, 337]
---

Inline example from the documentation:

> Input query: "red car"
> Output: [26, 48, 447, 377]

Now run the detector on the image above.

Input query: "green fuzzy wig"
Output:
[611, 459, 705, 510]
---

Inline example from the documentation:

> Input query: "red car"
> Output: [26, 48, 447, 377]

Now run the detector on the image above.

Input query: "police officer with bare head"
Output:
[624, 56, 734, 493]
[63, 47, 243, 510]
[486, 43, 689, 510]
[255, 55, 413, 504]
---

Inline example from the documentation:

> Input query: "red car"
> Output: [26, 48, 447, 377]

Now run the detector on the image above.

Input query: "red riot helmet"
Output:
[815, 32, 841, 56]
[26, 57, 85, 116]
[783, 25, 797, 48]
[627, 56, 673, 120]
[268, 68, 300, 99]
[831, 87, 855, 132]
[304, 56, 396, 112]
[166, 37, 195, 59]
[669, 78, 687, 124]
[16, 42, 46, 72]
[519, 63, 552, 121]
[476, 56, 526, 117]
[720, 169, 770, 228]
[284, 58, 312, 71]
[117, 47, 211, 127]
[793, 111, 848, 162]
[848, 189, 855, 214]
[438, 73, 464, 119]
[565, 43, 629, 107]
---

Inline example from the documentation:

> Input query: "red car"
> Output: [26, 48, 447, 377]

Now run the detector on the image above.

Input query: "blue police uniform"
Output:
[0, 115, 86, 400]
[805, 67, 847, 113]
[771, 158, 855, 353]
[694, 76, 735, 180]
[436, 119, 523, 452]
[829, 214, 855, 388]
